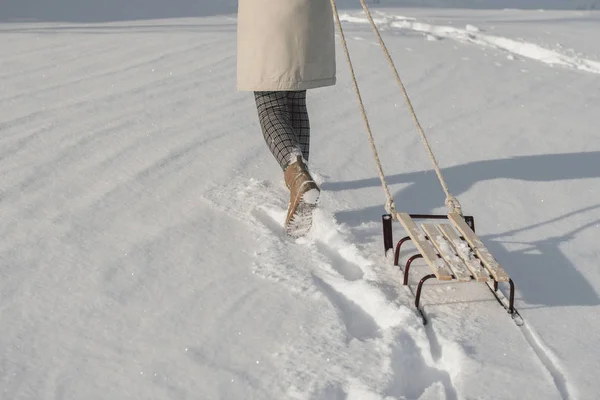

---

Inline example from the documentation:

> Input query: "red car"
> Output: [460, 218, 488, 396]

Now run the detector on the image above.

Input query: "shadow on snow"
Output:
[324, 151, 600, 308]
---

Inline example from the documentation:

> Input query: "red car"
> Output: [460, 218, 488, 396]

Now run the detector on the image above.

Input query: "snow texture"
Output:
[1, 1, 600, 399]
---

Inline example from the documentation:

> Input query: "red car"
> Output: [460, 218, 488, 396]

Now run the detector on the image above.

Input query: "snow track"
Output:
[340, 11, 600, 75]
[519, 323, 575, 400]
[204, 177, 463, 398]
[2, 8, 599, 399]
[204, 177, 568, 399]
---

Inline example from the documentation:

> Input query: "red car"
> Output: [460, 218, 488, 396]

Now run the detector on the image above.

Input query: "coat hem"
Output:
[237, 77, 336, 92]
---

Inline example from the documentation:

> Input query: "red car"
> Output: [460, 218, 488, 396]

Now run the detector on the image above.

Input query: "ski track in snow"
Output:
[519, 323, 575, 400]
[340, 12, 600, 75]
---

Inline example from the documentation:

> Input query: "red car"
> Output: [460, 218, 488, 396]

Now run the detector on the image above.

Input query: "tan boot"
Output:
[284, 156, 320, 237]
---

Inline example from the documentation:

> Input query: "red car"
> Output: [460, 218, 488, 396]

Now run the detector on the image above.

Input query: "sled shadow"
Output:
[483, 203, 600, 308]
[325, 151, 600, 308]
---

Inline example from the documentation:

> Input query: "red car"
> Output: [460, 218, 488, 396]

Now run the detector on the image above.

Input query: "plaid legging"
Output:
[254, 91, 310, 170]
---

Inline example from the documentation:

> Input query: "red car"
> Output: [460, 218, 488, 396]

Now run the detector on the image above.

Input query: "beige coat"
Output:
[237, 0, 337, 91]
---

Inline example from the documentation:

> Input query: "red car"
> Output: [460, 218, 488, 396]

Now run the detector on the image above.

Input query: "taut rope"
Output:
[329, 0, 463, 216]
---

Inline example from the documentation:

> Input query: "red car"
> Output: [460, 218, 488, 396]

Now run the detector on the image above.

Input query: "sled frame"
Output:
[382, 213, 518, 324]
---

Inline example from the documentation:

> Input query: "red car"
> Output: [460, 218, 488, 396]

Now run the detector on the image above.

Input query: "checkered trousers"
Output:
[254, 91, 310, 170]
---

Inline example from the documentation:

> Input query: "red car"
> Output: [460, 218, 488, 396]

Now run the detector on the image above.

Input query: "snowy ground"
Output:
[1, 2, 600, 399]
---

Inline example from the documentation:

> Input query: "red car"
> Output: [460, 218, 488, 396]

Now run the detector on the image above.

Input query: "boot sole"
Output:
[285, 184, 320, 238]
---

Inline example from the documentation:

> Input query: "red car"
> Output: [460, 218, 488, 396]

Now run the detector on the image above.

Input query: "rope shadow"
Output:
[325, 151, 600, 223]
[325, 151, 600, 308]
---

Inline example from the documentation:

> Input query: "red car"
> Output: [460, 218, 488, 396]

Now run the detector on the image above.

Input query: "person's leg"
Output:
[287, 90, 310, 162]
[254, 91, 303, 170]
[254, 90, 319, 237]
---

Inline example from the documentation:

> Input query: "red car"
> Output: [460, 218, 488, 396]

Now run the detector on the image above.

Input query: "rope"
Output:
[329, 0, 463, 216]
[329, 0, 396, 215]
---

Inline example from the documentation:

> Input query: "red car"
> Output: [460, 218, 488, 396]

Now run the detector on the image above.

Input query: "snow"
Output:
[436, 237, 459, 263]
[340, 11, 600, 74]
[1, 1, 600, 399]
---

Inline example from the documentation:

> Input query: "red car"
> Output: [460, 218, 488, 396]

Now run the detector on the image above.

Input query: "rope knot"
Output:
[385, 199, 396, 215]
[445, 196, 463, 215]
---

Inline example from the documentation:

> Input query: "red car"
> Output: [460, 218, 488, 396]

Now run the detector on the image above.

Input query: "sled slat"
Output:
[437, 224, 490, 282]
[448, 213, 510, 282]
[421, 224, 472, 282]
[396, 213, 453, 280]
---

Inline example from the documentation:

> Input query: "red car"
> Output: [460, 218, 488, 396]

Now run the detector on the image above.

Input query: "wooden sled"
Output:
[382, 213, 521, 325]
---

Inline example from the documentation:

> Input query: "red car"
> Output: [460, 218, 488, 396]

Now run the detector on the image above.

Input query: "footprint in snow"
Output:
[312, 274, 382, 342]
[386, 331, 458, 400]
[315, 241, 364, 282]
